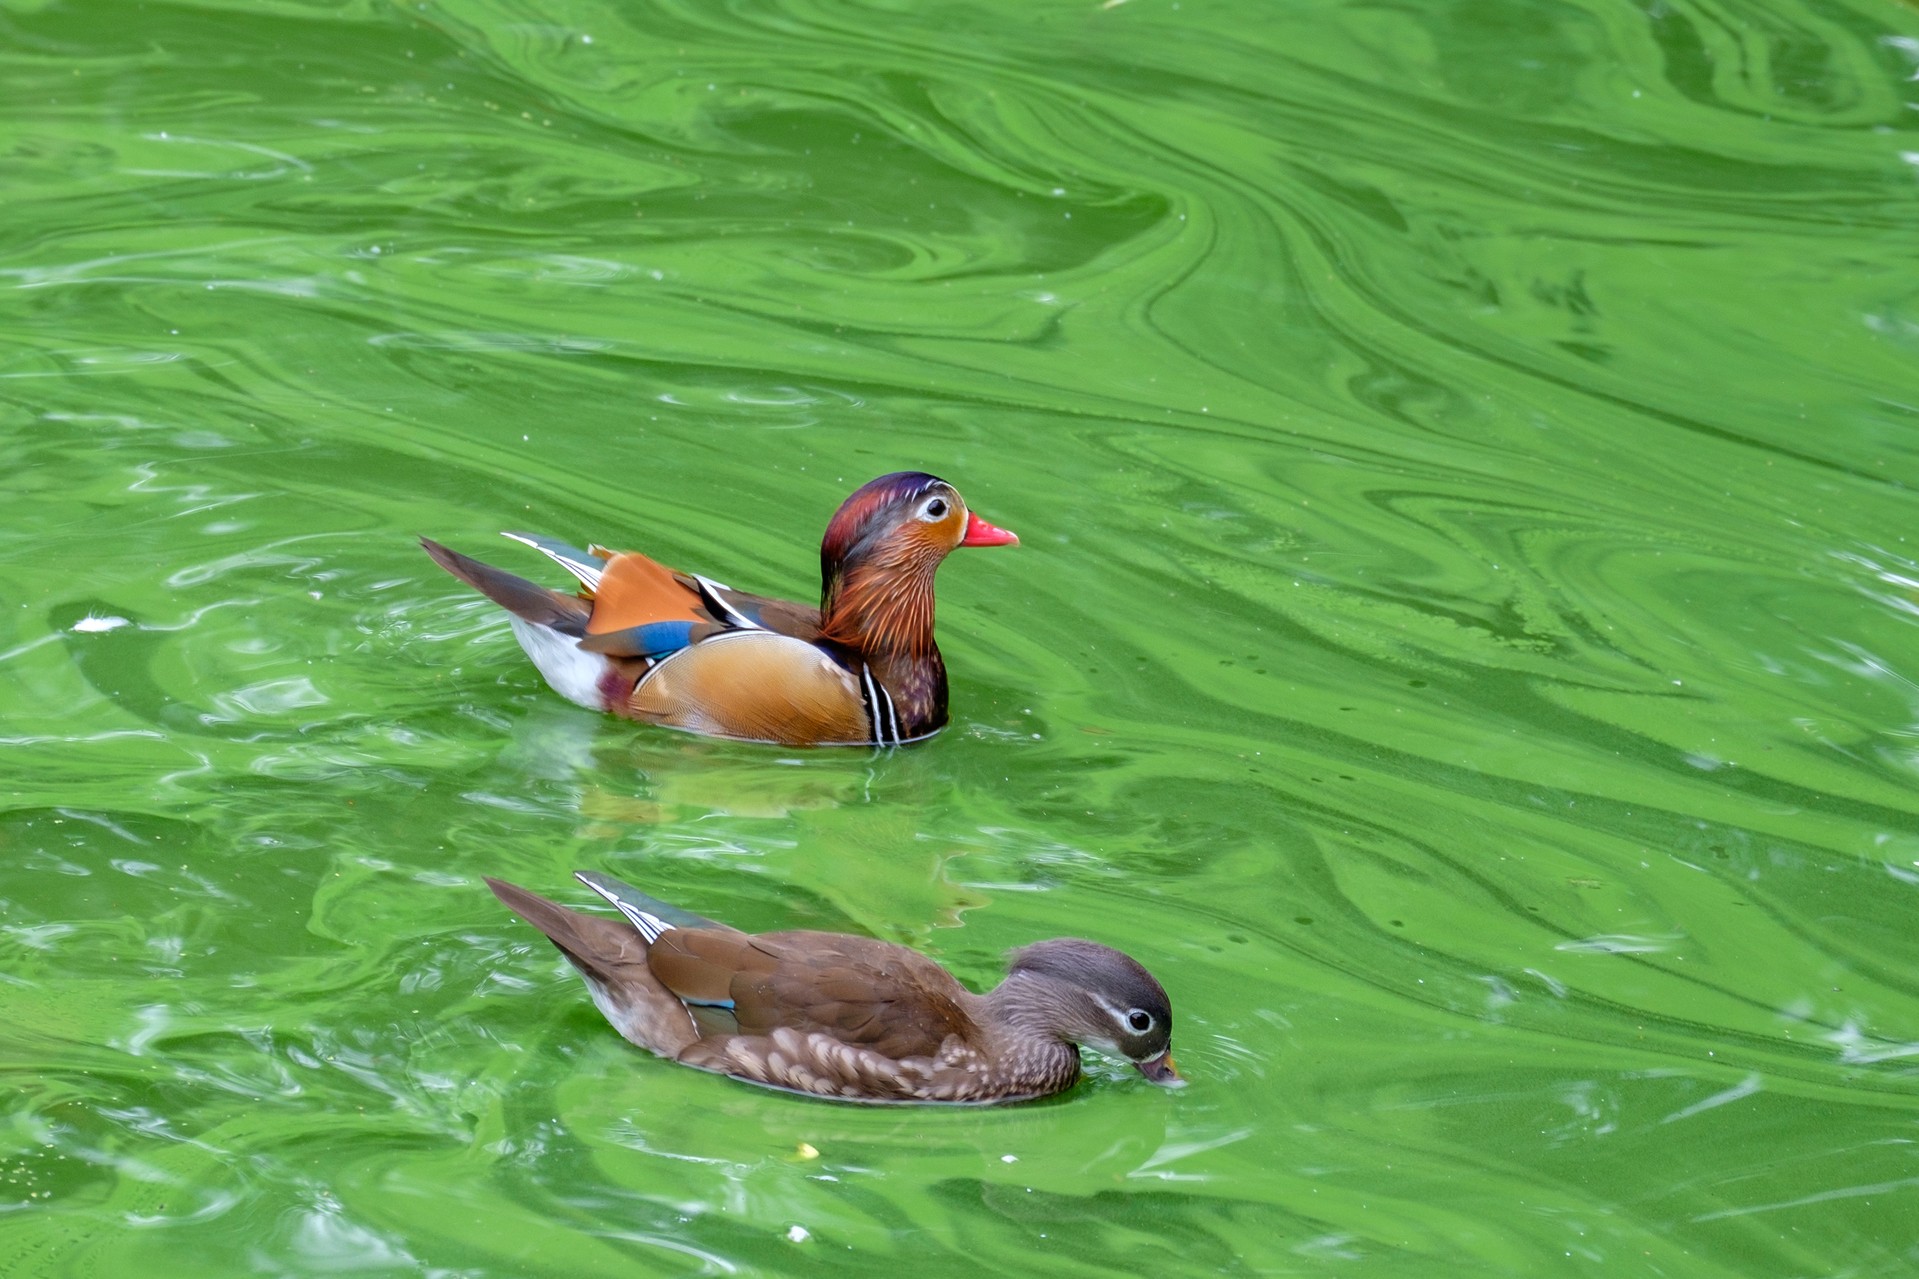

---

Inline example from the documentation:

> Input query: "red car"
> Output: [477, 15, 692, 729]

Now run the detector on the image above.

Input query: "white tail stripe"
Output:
[575, 872, 676, 943]
[501, 532, 604, 592]
[621, 906, 674, 944]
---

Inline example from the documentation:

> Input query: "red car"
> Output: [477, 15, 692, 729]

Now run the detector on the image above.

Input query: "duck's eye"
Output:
[919, 496, 949, 521]
[1126, 1009, 1153, 1033]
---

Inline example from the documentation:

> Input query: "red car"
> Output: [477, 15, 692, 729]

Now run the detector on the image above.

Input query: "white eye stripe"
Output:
[1092, 993, 1154, 1034]
[917, 496, 951, 521]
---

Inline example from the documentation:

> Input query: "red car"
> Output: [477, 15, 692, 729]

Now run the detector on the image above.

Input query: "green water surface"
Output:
[3, 0, 1919, 1274]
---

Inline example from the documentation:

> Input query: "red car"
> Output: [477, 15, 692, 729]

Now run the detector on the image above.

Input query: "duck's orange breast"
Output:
[627, 631, 870, 745]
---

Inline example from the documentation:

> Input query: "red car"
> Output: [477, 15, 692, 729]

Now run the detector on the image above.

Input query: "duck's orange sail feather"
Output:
[586, 551, 708, 636]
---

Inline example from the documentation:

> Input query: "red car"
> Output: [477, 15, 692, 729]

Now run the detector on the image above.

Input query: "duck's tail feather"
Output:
[486, 876, 634, 978]
[483, 876, 699, 1058]
[422, 537, 590, 637]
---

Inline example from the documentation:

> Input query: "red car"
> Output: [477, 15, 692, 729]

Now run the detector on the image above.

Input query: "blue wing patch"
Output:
[576, 618, 698, 659]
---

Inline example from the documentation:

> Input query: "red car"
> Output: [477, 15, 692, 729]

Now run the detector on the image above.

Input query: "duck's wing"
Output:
[563, 548, 822, 659]
[646, 928, 975, 1060]
[568, 549, 735, 659]
[432, 529, 823, 661]
[685, 581, 823, 641]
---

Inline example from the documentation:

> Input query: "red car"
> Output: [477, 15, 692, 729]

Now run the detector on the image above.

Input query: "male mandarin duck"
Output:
[421, 472, 1016, 746]
[485, 871, 1181, 1104]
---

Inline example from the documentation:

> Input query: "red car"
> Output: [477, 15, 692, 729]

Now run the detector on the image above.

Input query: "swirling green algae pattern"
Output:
[2, 0, 1919, 1274]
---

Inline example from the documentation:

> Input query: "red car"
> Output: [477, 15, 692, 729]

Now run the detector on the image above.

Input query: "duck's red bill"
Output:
[1135, 1051, 1184, 1087]
[960, 511, 1019, 547]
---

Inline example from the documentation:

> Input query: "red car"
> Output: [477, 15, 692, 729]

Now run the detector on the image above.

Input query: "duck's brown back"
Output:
[647, 929, 976, 1058]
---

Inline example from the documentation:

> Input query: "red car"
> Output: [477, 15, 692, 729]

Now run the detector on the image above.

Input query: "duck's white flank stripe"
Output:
[858, 665, 881, 743]
[880, 678, 901, 744]
[859, 664, 900, 746]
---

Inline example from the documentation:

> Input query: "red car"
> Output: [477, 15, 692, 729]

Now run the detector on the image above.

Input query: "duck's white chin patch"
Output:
[508, 617, 607, 711]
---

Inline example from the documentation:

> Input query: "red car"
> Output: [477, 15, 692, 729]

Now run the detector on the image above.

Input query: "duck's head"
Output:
[1003, 938, 1182, 1086]
[821, 472, 1016, 577]
[818, 472, 1016, 646]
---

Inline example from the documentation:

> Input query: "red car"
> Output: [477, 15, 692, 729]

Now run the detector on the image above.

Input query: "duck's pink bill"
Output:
[960, 511, 1019, 547]
[1135, 1050, 1184, 1087]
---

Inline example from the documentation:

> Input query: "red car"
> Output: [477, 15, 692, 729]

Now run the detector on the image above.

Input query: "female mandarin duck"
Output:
[421, 472, 1016, 746]
[486, 872, 1182, 1105]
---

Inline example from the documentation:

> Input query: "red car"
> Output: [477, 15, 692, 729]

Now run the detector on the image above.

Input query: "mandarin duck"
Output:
[485, 872, 1182, 1105]
[422, 472, 1016, 746]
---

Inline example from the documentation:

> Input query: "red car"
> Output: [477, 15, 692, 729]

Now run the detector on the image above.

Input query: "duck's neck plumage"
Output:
[976, 972, 1085, 1094]
[819, 554, 948, 736]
